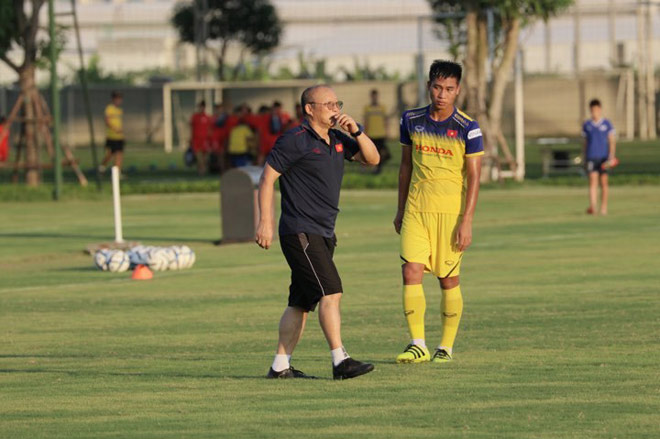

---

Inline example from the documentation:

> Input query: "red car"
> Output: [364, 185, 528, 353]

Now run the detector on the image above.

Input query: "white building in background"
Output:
[0, 0, 658, 85]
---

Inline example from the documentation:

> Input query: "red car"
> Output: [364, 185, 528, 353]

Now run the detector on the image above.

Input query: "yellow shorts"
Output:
[400, 211, 463, 278]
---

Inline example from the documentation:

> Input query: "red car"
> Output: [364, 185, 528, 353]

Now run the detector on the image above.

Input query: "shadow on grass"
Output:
[55, 266, 99, 272]
[0, 368, 333, 380]
[0, 232, 211, 244]
[0, 354, 98, 359]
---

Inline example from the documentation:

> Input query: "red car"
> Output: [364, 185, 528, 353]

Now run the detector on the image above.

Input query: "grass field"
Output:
[1, 138, 659, 196]
[1, 186, 659, 438]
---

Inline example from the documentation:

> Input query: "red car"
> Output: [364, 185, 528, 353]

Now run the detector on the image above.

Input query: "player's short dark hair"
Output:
[272, 101, 282, 108]
[589, 99, 602, 108]
[429, 60, 462, 84]
[370, 89, 378, 95]
[199, 100, 206, 107]
[0, 115, 6, 124]
[111, 91, 122, 99]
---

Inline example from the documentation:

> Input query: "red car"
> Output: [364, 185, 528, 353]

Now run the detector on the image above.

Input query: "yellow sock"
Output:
[439, 285, 463, 350]
[403, 284, 426, 341]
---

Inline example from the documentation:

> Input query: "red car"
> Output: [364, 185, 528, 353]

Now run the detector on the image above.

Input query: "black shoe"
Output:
[266, 366, 316, 379]
[332, 357, 375, 380]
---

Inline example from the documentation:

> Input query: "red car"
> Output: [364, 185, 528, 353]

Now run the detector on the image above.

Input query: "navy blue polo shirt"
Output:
[266, 120, 360, 238]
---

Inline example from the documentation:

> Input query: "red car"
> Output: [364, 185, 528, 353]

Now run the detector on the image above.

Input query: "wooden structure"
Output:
[1, 88, 87, 186]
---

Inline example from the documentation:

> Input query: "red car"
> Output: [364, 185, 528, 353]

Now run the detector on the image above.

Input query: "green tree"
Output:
[0, 0, 51, 186]
[428, 0, 573, 179]
[171, 0, 282, 81]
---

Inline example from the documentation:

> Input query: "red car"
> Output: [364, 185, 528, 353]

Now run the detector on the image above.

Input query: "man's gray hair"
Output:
[300, 85, 331, 118]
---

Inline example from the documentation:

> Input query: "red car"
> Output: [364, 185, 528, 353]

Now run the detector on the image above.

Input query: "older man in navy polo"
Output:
[256, 85, 380, 380]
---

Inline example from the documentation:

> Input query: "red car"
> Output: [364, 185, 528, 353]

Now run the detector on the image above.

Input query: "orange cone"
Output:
[132, 264, 153, 280]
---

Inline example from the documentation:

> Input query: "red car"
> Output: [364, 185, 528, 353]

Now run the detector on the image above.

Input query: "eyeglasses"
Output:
[308, 101, 344, 110]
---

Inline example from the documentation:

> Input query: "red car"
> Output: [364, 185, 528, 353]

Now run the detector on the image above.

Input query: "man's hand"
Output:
[334, 113, 360, 135]
[393, 210, 404, 234]
[255, 221, 273, 250]
[455, 218, 473, 252]
[255, 163, 281, 250]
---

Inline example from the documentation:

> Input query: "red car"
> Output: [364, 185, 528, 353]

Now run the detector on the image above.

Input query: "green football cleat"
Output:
[431, 348, 453, 363]
[396, 344, 430, 364]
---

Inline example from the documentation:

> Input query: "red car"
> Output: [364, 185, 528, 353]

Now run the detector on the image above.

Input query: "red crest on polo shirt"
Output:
[335, 143, 344, 152]
[447, 129, 457, 138]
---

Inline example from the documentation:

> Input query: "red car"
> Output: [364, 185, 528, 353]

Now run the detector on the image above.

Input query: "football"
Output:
[147, 248, 169, 272]
[107, 250, 130, 273]
[93, 249, 111, 271]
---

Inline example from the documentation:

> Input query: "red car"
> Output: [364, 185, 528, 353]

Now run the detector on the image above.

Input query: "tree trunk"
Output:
[19, 64, 39, 186]
[488, 17, 521, 172]
[462, 9, 522, 182]
[217, 41, 228, 81]
[464, 9, 479, 117]
[476, 15, 495, 176]
[464, 10, 495, 182]
[231, 48, 247, 81]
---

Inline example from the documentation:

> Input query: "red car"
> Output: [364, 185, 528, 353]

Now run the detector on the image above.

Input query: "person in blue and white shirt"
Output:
[582, 99, 617, 215]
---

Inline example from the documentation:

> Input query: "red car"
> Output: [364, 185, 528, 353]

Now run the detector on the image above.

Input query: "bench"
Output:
[537, 137, 585, 178]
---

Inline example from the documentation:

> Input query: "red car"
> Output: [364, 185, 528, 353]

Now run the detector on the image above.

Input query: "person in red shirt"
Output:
[271, 101, 291, 132]
[210, 103, 230, 174]
[286, 103, 304, 130]
[224, 105, 241, 135]
[254, 105, 272, 166]
[190, 100, 212, 175]
[256, 101, 292, 165]
[243, 104, 260, 131]
[0, 116, 9, 162]
[210, 103, 228, 151]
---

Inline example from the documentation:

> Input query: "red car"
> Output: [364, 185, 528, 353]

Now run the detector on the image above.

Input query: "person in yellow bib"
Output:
[363, 89, 390, 173]
[227, 109, 256, 168]
[99, 91, 125, 173]
[393, 60, 484, 364]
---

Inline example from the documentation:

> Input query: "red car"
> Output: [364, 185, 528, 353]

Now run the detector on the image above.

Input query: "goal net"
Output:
[162, 80, 316, 153]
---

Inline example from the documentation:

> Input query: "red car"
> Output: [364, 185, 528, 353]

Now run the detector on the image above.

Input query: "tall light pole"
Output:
[49, 0, 62, 200]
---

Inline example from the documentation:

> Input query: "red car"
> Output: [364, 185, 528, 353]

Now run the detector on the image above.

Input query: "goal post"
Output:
[162, 80, 317, 153]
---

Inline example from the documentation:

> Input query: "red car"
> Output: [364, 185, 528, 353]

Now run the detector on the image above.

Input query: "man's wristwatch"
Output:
[350, 126, 363, 137]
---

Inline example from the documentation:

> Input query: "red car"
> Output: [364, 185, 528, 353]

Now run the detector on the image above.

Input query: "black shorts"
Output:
[279, 233, 343, 312]
[586, 158, 608, 175]
[106, 139, 125, 152]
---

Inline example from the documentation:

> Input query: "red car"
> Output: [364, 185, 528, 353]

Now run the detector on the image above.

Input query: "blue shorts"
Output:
[229, 154, 252, 168]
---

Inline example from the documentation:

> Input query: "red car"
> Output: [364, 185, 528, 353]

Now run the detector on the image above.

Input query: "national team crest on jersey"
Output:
[447, 129, 457, 138]
[335, 143, 343, 152]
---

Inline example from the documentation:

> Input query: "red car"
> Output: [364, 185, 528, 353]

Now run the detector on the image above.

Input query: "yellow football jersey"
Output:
[105, 104, 123, 140]
[363, 104, 387, 139]
[400, 106, 484, 214]
[228, 124, 254, 154]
